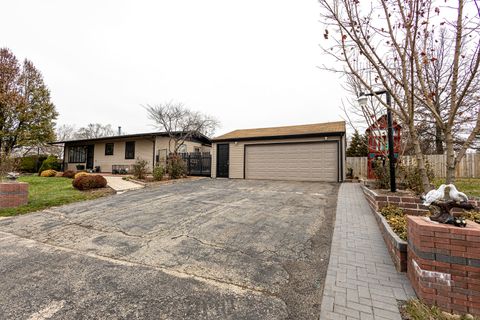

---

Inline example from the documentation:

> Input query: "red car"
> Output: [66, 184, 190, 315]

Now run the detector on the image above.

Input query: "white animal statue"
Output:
[448, 184, 469, 203]
[423, 184, 447, 206]
[6, 172, 19, 180]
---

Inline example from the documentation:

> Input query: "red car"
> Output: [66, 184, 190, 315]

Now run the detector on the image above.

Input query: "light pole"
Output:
[358, 90, 397, 192]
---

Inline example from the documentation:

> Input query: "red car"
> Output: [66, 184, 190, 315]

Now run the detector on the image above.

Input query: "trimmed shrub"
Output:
[153, 164, 164, 181]
[132, 158, 149, 180]
[167, 154, 187, 179]
[20, 157, 36, 172]
[72, 175, 107, 190]
[40, 169, 58, 177]
[38, 155, 60, 174]
[74, 172, 89, 179]
[62, 170, 76, 178]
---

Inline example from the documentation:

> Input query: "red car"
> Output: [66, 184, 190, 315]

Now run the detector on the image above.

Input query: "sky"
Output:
[1, 0, 348, 136]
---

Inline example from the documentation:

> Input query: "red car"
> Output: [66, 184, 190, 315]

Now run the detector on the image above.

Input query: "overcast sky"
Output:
[1, 0, 348, 136]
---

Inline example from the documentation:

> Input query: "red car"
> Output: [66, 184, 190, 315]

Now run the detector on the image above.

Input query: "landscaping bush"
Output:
[132, 158, 149, 180]
[19, 155, 47, 173]
[40, 169, 58, 177]
[0, 155, 20, 180]
[62, 170, 76, 178]
[379, 204, 407, 241]
[167, 154, 187, 179]
[374, 159, 435, 194]
[153, 164, 164, 181]
[74, 172, 89, 179]
[398, 162, 435, 194]
[38, 155, 60, 174]
[72, 175, 107, 190]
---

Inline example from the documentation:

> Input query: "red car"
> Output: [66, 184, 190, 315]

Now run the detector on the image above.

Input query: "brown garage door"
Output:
[245, 142, 338, 182]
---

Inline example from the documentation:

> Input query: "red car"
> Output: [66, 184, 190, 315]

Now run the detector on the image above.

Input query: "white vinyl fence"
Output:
[347, 153, 480, 179]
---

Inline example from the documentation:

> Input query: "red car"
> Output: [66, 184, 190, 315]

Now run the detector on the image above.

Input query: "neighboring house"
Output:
[211, 121, 346, 182]
[52, 132, 211, 173]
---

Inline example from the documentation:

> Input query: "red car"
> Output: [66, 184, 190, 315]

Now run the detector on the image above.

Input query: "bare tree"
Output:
[318, 0, 480, 188]
[144, 101, 219, 153]
[75, 123, 115, 139]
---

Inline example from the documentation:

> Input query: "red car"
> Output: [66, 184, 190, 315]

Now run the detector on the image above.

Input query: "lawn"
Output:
[0, 176, 113, 217]
[434, 178, 480, 198]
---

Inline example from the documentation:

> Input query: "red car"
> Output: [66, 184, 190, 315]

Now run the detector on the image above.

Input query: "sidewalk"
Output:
[104, 176, 144, 193]
[320, 183, 416, 320]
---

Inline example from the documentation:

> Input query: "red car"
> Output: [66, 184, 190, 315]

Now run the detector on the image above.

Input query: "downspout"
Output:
[63, 143, 66, 171]
[152, 137, 156, 172]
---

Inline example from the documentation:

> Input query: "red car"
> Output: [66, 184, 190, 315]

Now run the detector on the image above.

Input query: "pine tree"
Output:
[347, 131, 368, 157]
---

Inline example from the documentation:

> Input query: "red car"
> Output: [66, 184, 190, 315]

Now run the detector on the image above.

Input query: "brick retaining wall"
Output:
[373, 209, 408, 272]
[407, 216, 480, 316]
[362, 186, 429, 215]
[0, 182, 29, 208]
[362, 185, 479, 216]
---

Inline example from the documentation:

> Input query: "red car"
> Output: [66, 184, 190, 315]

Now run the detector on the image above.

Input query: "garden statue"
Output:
[422, 184, 447, 206]
[6, 172, 20, 181]
[422, 184, 476, 227]
[448, 184, 469, 203]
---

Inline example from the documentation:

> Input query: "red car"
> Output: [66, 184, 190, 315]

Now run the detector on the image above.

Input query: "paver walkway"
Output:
[320, 183, 416, 320]
[104, 176, 144, 192]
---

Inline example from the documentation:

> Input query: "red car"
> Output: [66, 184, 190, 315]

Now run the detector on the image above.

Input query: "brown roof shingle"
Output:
[213, 121, 345, 141]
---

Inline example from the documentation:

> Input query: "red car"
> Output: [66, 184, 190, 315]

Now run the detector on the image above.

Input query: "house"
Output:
[52, 132, 211, 173]
[211, 121, 346, 182]
[365, 115, 402, 179]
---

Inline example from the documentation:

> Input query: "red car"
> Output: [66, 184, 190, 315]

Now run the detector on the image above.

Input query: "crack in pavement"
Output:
[0, 230, 280, 298]
[169, 234, 272, 262]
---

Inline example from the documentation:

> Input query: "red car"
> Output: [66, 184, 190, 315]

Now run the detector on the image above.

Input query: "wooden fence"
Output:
[347, 153, 480, 179]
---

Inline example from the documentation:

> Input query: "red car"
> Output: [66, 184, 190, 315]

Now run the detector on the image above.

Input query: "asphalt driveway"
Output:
[0, 179, 339, 320]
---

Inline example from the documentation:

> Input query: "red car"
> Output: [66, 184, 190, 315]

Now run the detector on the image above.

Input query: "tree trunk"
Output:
[445, 128, 456, 184]
[435, 123, 444, 154]
[410, 123, 432, 191]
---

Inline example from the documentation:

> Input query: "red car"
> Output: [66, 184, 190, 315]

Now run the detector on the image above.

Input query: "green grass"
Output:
[0, 176, 112, 217]
[434, 178, 480, 198]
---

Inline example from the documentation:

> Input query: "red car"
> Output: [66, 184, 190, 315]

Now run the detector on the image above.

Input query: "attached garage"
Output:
[211, 121, 346, 182]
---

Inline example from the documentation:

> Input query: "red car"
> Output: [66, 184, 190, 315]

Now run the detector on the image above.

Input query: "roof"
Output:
[212, 121, 346, 141]
[51, 131, 211, 145]
[365, 115, 401, 132]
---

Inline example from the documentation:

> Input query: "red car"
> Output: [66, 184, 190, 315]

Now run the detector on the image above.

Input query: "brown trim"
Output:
[212, 132, 345, 143]
[152, 138, 156, 168]
[242, 140, 342, 182]
[50, 131, 211, 145]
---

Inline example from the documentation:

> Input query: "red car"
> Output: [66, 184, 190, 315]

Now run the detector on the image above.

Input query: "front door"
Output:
[216, 144, 229, 178]
[86, 145, 94, 169]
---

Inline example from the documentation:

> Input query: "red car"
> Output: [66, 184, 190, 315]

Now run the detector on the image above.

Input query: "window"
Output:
[194, 147, 201, 153]
[125, 141, 135, 159]
[105, 143, 114, 156]
[178, 144, 187, 153]
[68, 146, 86, 163]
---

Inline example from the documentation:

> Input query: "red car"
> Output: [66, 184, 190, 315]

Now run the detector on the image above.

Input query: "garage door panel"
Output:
[245, 142, 338, 182]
